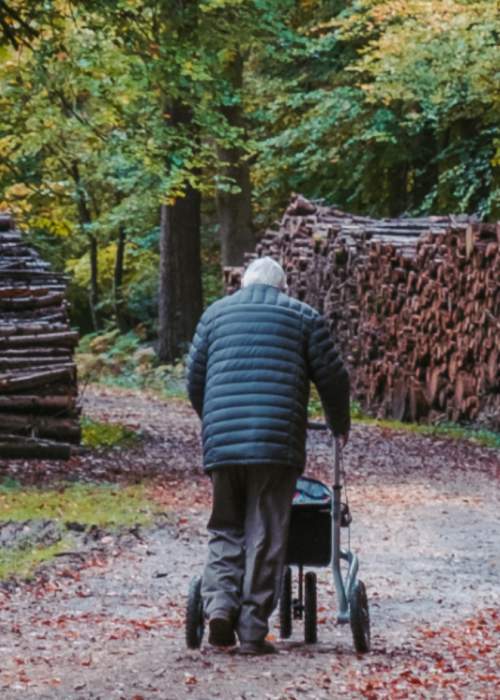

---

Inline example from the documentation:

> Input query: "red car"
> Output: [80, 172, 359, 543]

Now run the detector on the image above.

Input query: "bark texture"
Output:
[114, 225, 127, 332]
[216, 52, 254, 266]
[158, 188, 202, 362]
[157, 0, 204, 362]
[71, 161, 100, 330]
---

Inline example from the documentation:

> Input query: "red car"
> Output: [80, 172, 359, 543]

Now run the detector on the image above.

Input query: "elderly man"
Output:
[187, 256, 350, 655]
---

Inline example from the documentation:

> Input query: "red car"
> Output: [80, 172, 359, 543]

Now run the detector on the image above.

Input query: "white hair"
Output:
[242, 257, 287, 291]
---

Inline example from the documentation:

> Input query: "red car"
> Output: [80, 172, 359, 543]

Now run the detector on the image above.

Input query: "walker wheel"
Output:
[279, 566, 292, 638]
[349, 579, 370, 653]
[304, 571, 317, 644]
[185, 576, 205, 649]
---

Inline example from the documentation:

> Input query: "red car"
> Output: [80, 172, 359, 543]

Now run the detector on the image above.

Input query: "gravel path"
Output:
[0, 385, 498, 700]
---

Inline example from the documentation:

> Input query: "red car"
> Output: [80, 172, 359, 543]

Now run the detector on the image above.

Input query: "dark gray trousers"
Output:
[201, 464, 298, 643]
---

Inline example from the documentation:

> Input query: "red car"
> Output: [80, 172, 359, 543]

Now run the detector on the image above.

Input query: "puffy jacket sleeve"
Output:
[307, 313, 350, 436]
[186, 314, 209, 418]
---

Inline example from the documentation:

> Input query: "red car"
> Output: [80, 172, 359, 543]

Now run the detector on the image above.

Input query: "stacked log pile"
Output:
[224, 195, 499, 429]
[0, 212, 80, 459]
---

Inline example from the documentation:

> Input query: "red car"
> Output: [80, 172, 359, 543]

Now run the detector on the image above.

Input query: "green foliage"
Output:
[67, 243, 159, 306]
[309, 389, 367, 422]
[307, 385, 323, 419]
[77, 329, 188, 399]
[1, 0, 498, 337]
[250, 0, 499, 221]
[350, 401, 365, 420]
[419, 424, 500, 451]
[81, 417, 140, 448]
[201, 224, 223, 306]
[0, 1, 247, 330]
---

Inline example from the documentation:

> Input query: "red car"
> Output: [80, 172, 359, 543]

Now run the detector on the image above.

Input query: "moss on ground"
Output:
[0, 481, 161, 580]
[0, 540, 72, 581]
[0, 481, 155, 528]
[81, 417, 140, 448]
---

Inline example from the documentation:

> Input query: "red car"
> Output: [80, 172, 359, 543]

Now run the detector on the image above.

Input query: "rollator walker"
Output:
[185, 424, 371, 653]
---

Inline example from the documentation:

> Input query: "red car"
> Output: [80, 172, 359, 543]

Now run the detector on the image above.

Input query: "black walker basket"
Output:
[279, 437, 370, 653]
[286, 476, 332, 567]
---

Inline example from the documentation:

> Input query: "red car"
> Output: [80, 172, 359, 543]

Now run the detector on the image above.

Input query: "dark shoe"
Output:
[239, 640, 277, 656]
[208, 617, 236, 647]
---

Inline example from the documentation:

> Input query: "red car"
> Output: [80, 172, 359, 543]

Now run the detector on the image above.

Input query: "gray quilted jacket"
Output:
[187, 284, 350, 472]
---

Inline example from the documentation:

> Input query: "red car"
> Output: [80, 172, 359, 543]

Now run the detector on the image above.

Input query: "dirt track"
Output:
[0, 385, 499, 700]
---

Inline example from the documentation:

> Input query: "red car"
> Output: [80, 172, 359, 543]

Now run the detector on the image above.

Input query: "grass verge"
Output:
[0, 481, 161, 580]
[0, 481, 156, 528]
[352, 416, 500, 450]
[0, 540, 72, 581]
[308, 391, 499, 449]
[81, 417, 140, 449]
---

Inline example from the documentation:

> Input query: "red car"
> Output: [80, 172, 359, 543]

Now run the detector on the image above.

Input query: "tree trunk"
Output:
[88, 233, 99, 331]
[71, 161, 100, 330]
[114, 225, 127, 332]
[157, 0, 203, 362]
[158, 186, 202, 362]
[216, 52, 254, 266]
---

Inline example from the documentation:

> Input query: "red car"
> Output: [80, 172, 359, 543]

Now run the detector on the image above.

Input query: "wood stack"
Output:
[224, 195, 499, 429]
[0, 212, 80, 459]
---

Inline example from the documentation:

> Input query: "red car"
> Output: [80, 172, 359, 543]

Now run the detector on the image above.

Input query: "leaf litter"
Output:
[0, 384, 498, 699]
